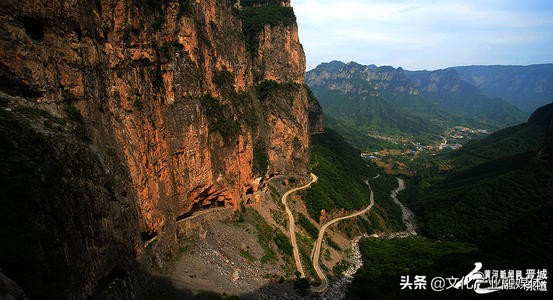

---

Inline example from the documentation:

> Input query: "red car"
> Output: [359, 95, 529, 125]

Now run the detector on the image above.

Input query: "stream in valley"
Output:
[322, 177, 416, 299]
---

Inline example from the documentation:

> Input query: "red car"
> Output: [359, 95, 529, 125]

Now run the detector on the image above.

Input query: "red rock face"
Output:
[0, 0, 319, 274]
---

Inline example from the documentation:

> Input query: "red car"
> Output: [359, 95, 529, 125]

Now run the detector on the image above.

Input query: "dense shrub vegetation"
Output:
[199, 95, 240, 145]
[347, 237, 477, 299]
[408, 152, 553, 243]
[302, 129, 403, 232]
[302, 129, 377, 220]
[240, 6, 295, 56]
[297, 213, 319, 238]
[244, 208, 293, 262]
[368, 175, 405, 232]
[403, 103, 553, 243]
[256, 80, 299, 103]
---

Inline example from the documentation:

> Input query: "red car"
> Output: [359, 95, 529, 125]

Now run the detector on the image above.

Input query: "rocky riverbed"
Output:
[389, 177, 417, 238]
[320, 235, 366, 300]
[320, 177, 418, 299]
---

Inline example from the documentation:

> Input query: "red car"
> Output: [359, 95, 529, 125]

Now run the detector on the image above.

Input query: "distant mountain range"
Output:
[452, 64, 553, 112]
[306, 61, 528, 147]
[404, 68, 525, 125]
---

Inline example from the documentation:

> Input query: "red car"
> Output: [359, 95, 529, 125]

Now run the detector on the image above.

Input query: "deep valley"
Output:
[1, 1, 552, 300]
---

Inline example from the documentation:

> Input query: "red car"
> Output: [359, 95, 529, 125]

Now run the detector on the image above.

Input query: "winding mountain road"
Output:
[281, 173, 318, 278]
[311, 175, 377, 293]
[175, 207, 228, 224]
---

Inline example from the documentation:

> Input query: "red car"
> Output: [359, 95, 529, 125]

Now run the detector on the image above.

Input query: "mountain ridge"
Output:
[404, 68, 526, 125]
[306, 61, 526, 148]
[451, 63, 553, 112]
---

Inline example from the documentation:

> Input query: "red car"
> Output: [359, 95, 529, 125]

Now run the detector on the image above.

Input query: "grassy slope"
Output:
[302, 129, 403, 231]
[347, 237, 477, 300]
[312, 89, 441, 139]
[303, 129, 377, 220]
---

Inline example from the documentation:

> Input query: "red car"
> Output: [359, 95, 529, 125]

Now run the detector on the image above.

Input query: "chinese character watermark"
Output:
[400, 263, 547, 294]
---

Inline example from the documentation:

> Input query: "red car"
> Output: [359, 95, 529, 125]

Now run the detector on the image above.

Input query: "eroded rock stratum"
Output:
[0, 0, 322, 298]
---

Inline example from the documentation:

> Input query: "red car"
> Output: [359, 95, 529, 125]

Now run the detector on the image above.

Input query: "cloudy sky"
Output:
[292, 0, 553, 71]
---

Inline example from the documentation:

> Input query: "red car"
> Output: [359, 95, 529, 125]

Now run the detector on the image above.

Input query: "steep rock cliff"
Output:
[306, 61, 418, 96]
[0, 0, 321, 298]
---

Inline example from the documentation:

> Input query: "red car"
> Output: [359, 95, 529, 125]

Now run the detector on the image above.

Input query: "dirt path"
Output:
[311, 176, 376, 293]
[176, 207, 229, 224]
[281, 173, 318, 278]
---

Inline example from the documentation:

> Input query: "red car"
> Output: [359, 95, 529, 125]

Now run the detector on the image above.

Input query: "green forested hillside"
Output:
[311, 88, 491, 148]
[348, 103, 553, 299]
[302, 129, 403, 231]
[311, 89, 439, 137]
[306, 62, 526, 151]
[323, 115, 397, 151]
[398, 102, 553, 263]
[347, 237, 477, 300]
[410, 153, 553, 242]
[405, 69, 526, 126]
[449, 102, 553, 170]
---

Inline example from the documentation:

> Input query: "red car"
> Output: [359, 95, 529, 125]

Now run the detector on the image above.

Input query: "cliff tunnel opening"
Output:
[175, 197, 225, 222]
[23, 17, 44, 41]
[140, 231, 157, 243]
[0, 66, 43, 98]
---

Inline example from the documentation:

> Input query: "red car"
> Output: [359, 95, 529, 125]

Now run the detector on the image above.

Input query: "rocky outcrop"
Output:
[0, 0, 321, 298]
[305, 61, 418, 96]
[406, 68, 479, 95]
[307, 85, 324, 134]
[0, 95, 142, 299]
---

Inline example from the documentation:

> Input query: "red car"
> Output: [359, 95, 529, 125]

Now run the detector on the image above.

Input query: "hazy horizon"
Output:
[293, 0, 553, 71]
[306, 60, 553, 72]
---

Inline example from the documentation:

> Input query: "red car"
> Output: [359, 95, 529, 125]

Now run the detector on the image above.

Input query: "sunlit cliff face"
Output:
[0, 0, 322, 297]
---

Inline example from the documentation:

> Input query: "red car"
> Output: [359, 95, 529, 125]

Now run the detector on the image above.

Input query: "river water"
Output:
[322, 177, 416, 299]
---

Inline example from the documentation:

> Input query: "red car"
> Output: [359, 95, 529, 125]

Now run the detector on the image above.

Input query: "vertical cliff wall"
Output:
[0, 0, 321, 298]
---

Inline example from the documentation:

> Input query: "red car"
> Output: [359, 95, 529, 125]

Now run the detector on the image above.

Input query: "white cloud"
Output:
[293, 0, 553, 70]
